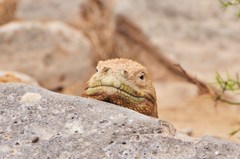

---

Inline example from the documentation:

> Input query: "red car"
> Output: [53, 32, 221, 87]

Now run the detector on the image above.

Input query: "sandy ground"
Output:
[158, 94, 240, 142]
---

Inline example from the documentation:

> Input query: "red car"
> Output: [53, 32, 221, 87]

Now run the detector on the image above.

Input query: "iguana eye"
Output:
[138, 72, 145, 80]
[136, 72, 147, 87]
[139, 74, 144, 80]
[96, 68, 98, 72]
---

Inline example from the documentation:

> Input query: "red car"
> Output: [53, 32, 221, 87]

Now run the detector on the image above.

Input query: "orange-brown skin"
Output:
[82, 58, 158, 118]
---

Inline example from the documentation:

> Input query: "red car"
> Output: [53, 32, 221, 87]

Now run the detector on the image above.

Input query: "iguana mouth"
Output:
[83, 76, 155, 104]
[84, 85, 145, 103]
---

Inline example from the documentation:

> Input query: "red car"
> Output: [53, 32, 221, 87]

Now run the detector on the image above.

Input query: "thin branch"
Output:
[174, 64, 210, 95]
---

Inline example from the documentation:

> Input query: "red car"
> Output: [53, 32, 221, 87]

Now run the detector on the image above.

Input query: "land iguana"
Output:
[82, 58, 158, 118]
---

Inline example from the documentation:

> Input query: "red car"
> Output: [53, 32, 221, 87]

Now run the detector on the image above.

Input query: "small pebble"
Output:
[31, 137, 39, 143]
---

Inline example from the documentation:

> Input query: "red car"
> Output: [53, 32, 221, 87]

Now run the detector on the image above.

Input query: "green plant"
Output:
[212, 72, 240, 138]
[219, 0, 240, 17]
[213, 72, 240, 105]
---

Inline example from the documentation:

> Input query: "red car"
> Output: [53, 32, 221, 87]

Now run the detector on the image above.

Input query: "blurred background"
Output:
[0, 0, 239, 141]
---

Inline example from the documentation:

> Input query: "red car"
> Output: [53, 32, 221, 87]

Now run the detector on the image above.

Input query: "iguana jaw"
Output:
[83, 76, 155, 105]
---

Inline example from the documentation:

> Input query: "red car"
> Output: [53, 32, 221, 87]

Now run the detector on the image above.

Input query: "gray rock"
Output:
[0, 21, 91, 90]
[16, 0, 85, 23]
[115, 0, 240, 81]
[0, 83, 239, 159]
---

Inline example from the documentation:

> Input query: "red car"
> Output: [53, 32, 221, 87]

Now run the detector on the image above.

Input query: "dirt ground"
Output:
[158, 93, 240, 142]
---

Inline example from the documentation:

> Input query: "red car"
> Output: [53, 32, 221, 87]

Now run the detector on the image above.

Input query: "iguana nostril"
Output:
[102, 67, 110, 73]
[121, 70, 129, 78]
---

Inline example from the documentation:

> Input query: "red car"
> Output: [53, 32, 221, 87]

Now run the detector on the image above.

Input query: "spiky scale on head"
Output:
[82, 58, 158, 118]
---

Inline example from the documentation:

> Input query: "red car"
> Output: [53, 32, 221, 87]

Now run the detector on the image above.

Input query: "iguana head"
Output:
[82, 58, 158, 117]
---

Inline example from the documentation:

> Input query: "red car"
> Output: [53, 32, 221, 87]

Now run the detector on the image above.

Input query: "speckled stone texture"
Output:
[0, 84, 239, 159]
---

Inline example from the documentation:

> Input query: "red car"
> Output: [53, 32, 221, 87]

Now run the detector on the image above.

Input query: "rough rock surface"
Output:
[0, 84, 239, 159]
[0, 21, 91, 90]
[115, 0, 240, 81]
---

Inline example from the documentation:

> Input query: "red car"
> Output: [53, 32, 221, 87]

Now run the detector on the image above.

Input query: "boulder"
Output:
[0, 83, 239, 158]
[0, 21, 91, 90]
